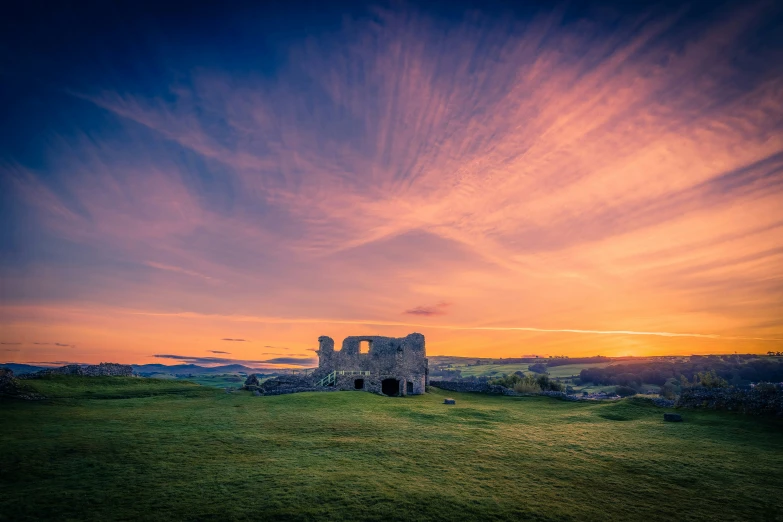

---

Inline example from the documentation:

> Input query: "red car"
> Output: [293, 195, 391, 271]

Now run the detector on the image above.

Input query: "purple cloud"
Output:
[404, 302, 451, 316]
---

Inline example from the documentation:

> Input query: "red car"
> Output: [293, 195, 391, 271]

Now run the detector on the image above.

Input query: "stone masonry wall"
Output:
[430, 381, 507, 394]
[677, 385, 783, 416]
[315, 333, 427, 395]
[430, 381, 586, 401]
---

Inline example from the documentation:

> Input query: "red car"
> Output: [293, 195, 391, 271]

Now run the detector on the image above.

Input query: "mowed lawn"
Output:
[2, 378, 782, 521]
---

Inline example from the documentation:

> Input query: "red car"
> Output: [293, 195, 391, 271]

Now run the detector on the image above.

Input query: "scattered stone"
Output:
[444, 398, 456, 405]
[253, 390, 262, 396]
[664, 413, 683, 422]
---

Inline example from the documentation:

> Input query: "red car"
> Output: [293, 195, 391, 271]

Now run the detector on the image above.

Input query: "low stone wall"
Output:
[651, 398, 676, 408]
[431, 381, 602, 402]
[429, 381, 507, 394]
[676, 386, 783, 416]
[250, 373, 425, 396]
[19, 363, 133, 379]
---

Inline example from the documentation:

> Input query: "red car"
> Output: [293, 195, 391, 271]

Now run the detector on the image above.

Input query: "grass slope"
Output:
[1, 378, 782, 521]
[454, 361, 611, 378]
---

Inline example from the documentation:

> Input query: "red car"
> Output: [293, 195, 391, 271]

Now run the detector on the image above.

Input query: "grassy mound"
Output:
[1, 380, 782, 521]
[19, 375, 215, 399]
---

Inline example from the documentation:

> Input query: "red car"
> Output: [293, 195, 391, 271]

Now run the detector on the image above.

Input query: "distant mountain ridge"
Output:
[132, 363, 268, 375]
[0, 363, 50, 375]
[0, 362, 273, 376]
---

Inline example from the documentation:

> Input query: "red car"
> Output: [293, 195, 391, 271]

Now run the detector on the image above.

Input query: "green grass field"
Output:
[173, 374, 249, 388]
[2, 377, 782, 521]
[451, 362, 662, 394]
[453, 361, 611, 378]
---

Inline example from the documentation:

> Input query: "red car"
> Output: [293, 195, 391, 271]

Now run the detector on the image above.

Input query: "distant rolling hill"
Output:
[0, 363, 50, 375]
[132, 364, 270, 376]
[1, 362, 275, 377]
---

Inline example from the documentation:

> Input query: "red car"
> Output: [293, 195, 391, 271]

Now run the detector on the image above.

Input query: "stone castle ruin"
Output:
[246, 333, 429, 396]
[313, 333, 428, 396]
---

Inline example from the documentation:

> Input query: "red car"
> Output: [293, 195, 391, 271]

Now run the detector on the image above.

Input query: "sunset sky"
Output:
[2, 1, 783, 368]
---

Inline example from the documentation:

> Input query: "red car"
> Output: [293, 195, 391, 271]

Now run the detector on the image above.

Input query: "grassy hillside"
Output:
[1, 378, 782, 521]
[451, 361, 613, 378]
[451, 361, 666, 394]
[11, 376, 213, 399]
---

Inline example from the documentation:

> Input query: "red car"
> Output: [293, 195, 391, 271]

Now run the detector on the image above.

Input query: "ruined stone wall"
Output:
[315, 333, 427, 395]
[430, 381, 585, 401]
[245, 373, 419, 397]
[430, 381, 506, 394]
[676, 385, 783, 416]
[19, 363, 133, 379]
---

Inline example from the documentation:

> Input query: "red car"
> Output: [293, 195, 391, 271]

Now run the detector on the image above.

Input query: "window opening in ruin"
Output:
[354, 379, 364, 390]
[407, 381, 413, 394]
[359, 340, 371, 354]
[381, 378, 400, 396]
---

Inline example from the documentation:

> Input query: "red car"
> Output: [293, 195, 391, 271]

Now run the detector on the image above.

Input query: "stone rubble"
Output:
[18, 362, 133, 379]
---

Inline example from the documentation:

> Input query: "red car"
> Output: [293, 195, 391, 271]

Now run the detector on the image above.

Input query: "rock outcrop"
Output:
[0, 368, 44, 400]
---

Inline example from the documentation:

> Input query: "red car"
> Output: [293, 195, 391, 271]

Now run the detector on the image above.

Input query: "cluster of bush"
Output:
[489, 372, 564, 393]
[608, 371, 729, 399]
[527, 363, 548, 374]
[428, 368, 463, 379]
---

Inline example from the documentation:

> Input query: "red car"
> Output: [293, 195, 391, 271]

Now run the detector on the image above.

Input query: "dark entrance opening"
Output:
[354, 378, 364, 390]
[382, 378, 400, 397]
[407, 381, 413, 394]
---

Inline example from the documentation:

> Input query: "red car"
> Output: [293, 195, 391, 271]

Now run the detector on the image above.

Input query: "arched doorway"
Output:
[381, 378, 400, 396]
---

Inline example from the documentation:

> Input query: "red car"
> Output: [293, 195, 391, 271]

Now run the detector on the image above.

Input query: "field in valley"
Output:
[2, 377, 782, 521]
[448, 361, 664, 394]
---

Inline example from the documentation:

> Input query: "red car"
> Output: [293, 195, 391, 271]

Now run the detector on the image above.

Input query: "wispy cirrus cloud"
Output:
[404, 302, 451, 317]
[2, 2, 782, 361]
[144, 261, 217, 282]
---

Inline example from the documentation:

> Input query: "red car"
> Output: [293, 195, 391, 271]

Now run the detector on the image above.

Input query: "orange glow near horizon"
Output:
[2, 4, 783, 367]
